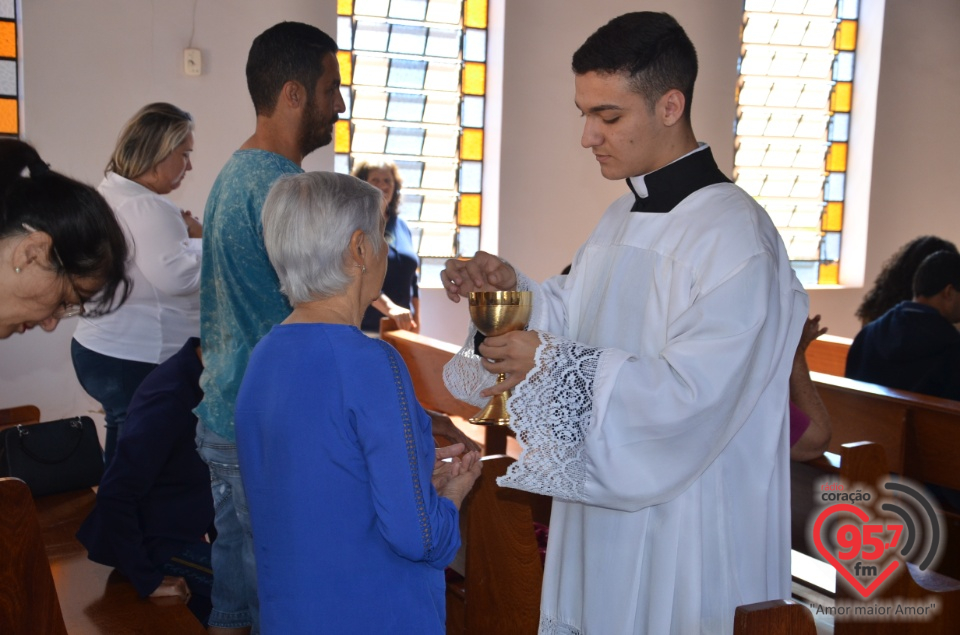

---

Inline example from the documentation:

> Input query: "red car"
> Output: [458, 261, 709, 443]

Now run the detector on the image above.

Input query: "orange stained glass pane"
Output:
[826, 142, 848, 172]
[463, 63, 486, 96]
[836, 20, 857, 51]
[464, 0, 488, 29]
[460, 129, 483, 160]
[818, 261, 839, 285]
[0, 97, 17, 135]
[337, 51, 353, 86]
[334, 120, 351, 153]
[831, 82, 852, 113]
[0, 22, 15, 59]
[337, 0, 353, 15]
[458, 194, 482, 226]
[823, 202, 843, 232]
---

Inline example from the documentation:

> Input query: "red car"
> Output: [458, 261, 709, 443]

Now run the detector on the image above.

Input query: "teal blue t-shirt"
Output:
[196, 149, 303, 441]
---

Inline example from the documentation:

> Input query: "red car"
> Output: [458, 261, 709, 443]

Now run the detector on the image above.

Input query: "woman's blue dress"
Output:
[235, 323, 460, 634]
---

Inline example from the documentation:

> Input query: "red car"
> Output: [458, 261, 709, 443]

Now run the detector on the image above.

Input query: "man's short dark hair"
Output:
[246, 22, 338, 116]
[572, 12, 698, 121]
[913, 250, 960, 298]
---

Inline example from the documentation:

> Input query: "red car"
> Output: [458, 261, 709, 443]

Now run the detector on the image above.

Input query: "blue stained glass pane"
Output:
[459, 227, 480, 258]
[390, 0, 428, 20]
[396, 160, 425, 187]
[838, 0, 859, 20]
[389, 25, 428, 55]
[791, 261, 819, 286]
[340, 86, 352, 120]
[337, 17, 353, 50]
[387, 93, 426, 121]
[399, 194, 424, 221]
[425, 28, 460, 58]
[821, 231, 841, 262]
[463, 28, 486, 62]
[388, 60, 428, 89]
[834, 52, 855, 82]
[460, 161, 482, 193]
[386, 127, 426, 155]
[824, 173, 845, 201]
[334, 154, 351, 175]
[828, 114, 850, 142]
[461, 96, 484, 128]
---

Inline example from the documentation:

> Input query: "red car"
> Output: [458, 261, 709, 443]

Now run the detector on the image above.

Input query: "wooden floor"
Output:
[35, 489, 205, 635]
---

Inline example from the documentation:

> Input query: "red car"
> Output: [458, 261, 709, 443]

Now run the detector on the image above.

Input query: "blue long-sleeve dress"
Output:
[235, 323, 460, 634]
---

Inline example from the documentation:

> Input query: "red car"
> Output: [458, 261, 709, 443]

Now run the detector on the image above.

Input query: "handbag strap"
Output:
[15, 418, 87, 465]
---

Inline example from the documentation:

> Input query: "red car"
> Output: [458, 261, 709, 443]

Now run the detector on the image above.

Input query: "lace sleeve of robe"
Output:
[445, 257, 806, 510]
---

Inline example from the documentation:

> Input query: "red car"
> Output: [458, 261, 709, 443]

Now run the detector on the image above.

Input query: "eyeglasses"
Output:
[21, 223, 86, 319]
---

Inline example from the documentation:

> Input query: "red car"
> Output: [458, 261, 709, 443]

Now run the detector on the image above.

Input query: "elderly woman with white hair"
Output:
[234, 171, 481, 634]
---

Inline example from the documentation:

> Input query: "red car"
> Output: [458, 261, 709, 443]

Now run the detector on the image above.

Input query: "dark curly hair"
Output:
[856, 235, 958, 324]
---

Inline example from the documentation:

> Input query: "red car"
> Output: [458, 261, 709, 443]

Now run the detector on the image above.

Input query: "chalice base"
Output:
[468, 390, 513, 426]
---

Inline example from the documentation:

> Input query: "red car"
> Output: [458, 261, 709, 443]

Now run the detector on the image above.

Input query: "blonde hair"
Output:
[106, 103, 194, 180]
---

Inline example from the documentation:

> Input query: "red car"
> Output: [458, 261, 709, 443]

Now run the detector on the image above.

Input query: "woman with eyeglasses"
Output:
[0, 139, 129, 338]
[71, 103, 201, 465]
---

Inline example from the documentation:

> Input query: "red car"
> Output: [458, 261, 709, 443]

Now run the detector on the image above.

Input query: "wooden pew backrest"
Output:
[0, 404, 41, 431]
[448, 455, 546, 635]
[806, 334, 852, 376]
[734, 599, 817, 635]
[0, 477, 68, 635]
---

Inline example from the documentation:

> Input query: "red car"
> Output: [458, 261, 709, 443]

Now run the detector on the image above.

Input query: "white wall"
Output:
[4, 0, 960, 421]
[2, 0, 337, 426]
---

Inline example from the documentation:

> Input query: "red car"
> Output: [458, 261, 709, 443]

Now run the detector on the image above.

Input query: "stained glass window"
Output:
[735, 0, 859, 286]
[0, 0, 18, 137]
[337, 0, 488, 285]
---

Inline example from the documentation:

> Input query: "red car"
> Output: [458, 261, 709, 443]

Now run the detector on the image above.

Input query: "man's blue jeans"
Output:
[70, 339, 157, 465]
[196, 423, 259, 633]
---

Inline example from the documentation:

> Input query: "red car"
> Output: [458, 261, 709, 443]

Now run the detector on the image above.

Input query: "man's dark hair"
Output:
[246, 22, 338, 116]
[572, 12, 698, 121]
[913, 250, 960, 298]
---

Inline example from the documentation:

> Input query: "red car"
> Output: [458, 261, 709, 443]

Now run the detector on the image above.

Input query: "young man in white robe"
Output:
[441, 12, 809, 635]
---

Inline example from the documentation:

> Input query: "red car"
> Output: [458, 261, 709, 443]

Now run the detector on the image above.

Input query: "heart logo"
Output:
[813, 503, 902, 598]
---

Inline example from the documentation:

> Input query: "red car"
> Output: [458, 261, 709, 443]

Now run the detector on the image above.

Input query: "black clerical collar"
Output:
[626, 145, 731, 213]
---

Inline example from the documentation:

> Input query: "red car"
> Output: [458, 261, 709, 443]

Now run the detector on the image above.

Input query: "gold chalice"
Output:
[468, 291, 533, 426]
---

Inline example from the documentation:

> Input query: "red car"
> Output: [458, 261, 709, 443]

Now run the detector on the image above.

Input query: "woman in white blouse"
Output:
[72, 102, 201, 465]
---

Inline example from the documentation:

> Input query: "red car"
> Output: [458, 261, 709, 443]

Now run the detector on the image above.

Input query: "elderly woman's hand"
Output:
[428, 411, 481, 453]
[181, 210, 203, 239]
[435, 448, 482, 510]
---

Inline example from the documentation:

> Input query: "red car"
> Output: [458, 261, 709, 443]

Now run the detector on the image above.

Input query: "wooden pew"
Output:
[811, 372, 960, 483]
[35, 488, 206, 634]
[447, 455, 548, 635]
[805, 334, 852, 376]
[0, 477, 68, 635]
[733, 599, 817, 635]
[382, 328, 511, 455]
[832, 442, 960, 635]
[0, 404, 41, 431]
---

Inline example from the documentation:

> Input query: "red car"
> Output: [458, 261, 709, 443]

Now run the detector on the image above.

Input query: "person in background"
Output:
[352, 161, 420, 333]
[846, 250, 960, 400]
[0, 138, 130, 338]
[71, 102, 201, 465]
[855, 235, 957, 326]
[789, 315, 832, 461]
[236, 171, 480, 634]
[77, 337, 214, 626]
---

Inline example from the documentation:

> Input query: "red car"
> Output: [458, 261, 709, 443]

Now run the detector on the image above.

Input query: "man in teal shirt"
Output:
[196, 22, 344, 634]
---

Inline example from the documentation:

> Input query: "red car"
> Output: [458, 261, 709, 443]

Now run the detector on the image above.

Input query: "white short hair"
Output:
[262, 171, 383, 304]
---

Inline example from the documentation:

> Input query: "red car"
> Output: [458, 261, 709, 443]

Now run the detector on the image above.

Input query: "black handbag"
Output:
[0, 416, 104, 497]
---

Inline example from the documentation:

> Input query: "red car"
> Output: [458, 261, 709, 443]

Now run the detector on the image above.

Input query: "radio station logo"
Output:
[809, 476, 944, 618]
